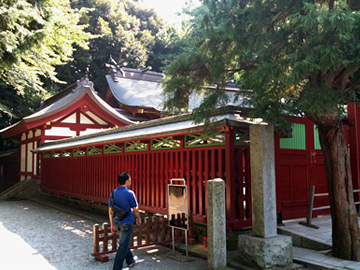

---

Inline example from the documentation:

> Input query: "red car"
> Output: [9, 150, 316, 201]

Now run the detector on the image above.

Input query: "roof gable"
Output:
[1, 78, 136, 138]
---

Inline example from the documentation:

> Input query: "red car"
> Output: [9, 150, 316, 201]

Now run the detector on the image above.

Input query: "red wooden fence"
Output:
[92, 212, 194, 262]
[41, 128, 252, 230]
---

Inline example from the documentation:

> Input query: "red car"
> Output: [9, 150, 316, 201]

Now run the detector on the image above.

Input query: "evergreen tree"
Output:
[0, 0, 92, 149]
[52, 0, 166, 94]
[163, 0, 360, 260]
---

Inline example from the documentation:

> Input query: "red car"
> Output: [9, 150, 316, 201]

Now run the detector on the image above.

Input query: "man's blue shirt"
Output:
[109, 187, 138, 224]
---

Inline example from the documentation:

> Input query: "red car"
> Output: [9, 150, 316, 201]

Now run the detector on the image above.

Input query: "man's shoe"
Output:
[128, 256, 138, 267]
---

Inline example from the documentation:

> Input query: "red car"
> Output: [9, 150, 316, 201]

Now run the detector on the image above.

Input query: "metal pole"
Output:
[185, 229, 188, 260]
[172, 227, 175, 254]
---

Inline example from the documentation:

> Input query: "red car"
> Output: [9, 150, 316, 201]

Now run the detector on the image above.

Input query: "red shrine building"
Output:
[2, 67, 360, 230]
[0, 78, 135, 182]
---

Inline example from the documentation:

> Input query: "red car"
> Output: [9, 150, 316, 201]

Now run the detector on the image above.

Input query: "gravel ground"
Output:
[0, 200, 209, 270]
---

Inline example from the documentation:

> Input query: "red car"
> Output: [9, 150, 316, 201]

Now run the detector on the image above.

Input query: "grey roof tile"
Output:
[106, 75, 164, 110]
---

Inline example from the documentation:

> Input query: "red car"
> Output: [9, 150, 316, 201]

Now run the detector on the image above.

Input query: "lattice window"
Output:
[124, 141, 147, 152]
[73, 149, 86, 157]
[87, 146, 102, 155]
[235, 130, 250, 145]
[51, 151, 60, 158]
[104, 144, 122, 154]
[185, 130, 225, 148]
[151, 137, 180, 150]
[61, 150, 72, 158]
[43, 153, 51, 159]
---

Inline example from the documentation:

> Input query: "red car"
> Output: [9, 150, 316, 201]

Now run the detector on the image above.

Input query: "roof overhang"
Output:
[0, 148, 19, 158]
[32, 106, 267, 153]
[1, 80, 136, 138]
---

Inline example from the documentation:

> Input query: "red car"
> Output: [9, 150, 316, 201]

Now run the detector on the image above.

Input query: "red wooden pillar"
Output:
[225, 126, 236, 227]
[348, 102, 360, 190]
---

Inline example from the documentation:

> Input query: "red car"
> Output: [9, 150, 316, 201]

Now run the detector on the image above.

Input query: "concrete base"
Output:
[238, 234, 293, 270]
[166, 252, 194, 262]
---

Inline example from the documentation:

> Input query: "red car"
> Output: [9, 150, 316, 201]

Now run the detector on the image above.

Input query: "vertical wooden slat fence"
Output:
[41, 128, 253, 230]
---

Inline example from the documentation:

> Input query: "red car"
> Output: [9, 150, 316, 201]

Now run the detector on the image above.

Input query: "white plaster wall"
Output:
[27, 143, 33, 172]
[61, 113, 77, 123]
[20, 144, 26, 172]
[45, 127, 77, 137]
[86, 111, 107, 125]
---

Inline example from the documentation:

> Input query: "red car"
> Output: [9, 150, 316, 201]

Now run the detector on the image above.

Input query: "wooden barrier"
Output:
[299, 185, 360, 229]
[91, 212, 195, 262]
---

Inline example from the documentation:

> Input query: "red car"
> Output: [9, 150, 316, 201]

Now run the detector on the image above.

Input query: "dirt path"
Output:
[0, 200, 209, 270]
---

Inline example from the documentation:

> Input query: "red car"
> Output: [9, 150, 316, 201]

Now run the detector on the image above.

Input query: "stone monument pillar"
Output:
[207, 178, 227, 270]
[238, 124, 292, 269]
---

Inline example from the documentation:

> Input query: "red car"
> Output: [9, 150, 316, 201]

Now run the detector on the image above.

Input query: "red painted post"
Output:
[192, 150, 197, 215]
[131, 226, 135, 247]
[147, 151, 150, 206]
[103, 223, 109, 252]
[198, 150, 203, 216]
[93, 224, 100, 254]
[160, 153, 164, 209]
[137, 220, 143, 247]
[155, 152, 159, 208]
[152, 216, 158, 242]
[151, 152, 155, 207]
[225, 126, 236, 223]
[159, 216, 166, 241]
[145, 217, 151, 244]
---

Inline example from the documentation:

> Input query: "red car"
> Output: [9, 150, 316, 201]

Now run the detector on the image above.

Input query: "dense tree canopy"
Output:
[51, 0, 189, 94]
[163, 0, 360, 260]
[0, 0, 193, 149]
[0, 0, 92, 149]
[164, 0, 360, 123]
[0, 0, 91, 93]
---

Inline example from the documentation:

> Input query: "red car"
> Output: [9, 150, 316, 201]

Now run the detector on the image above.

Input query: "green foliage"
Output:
[164, 0, 360, 129]
[0, 0, 92, 149]
[0, 0, 92, 92]
[50, 0, 169, 93]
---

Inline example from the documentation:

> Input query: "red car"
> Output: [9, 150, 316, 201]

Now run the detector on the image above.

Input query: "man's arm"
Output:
[132, 207, 142, 226]
[108, 207, 116, 233]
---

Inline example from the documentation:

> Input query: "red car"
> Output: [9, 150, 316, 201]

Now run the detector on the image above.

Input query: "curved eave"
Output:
[23, 86, 135, 125]
[106, 75, 163, 112]
[120, 103, 162, 114]
[32, 109, 266, 153]
[1, 86, 136, 138]
[0, 120, 28, 138]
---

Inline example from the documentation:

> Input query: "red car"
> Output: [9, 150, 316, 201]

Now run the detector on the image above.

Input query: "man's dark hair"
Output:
[118, 172, 130, 185]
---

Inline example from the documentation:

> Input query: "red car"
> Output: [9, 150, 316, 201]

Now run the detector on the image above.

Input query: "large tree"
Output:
[50, 0, 166, 93]
[163, 0, 360, 260]
[0, 0, 92, 149]
[0, 0, 91, 92]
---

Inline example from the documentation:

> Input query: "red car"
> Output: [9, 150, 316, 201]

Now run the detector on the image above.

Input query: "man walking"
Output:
[109, 172, 141, 270]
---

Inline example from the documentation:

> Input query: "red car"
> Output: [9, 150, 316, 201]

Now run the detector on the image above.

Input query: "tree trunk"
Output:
[317, 123, 360, 260]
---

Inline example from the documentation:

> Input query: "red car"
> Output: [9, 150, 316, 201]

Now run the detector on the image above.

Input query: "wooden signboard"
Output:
[168, 178, 188, 230]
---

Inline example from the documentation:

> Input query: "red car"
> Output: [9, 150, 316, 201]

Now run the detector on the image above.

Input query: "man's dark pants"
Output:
[113, 223, 134, 270]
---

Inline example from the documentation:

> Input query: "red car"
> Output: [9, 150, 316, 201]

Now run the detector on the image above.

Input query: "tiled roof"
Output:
[32, 106, 265, 152]
[106, 67, 247, 112]
[106, 73, 164, 111]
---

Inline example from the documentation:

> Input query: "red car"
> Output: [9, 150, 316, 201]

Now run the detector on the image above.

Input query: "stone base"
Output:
[238, 234, 292, 270]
